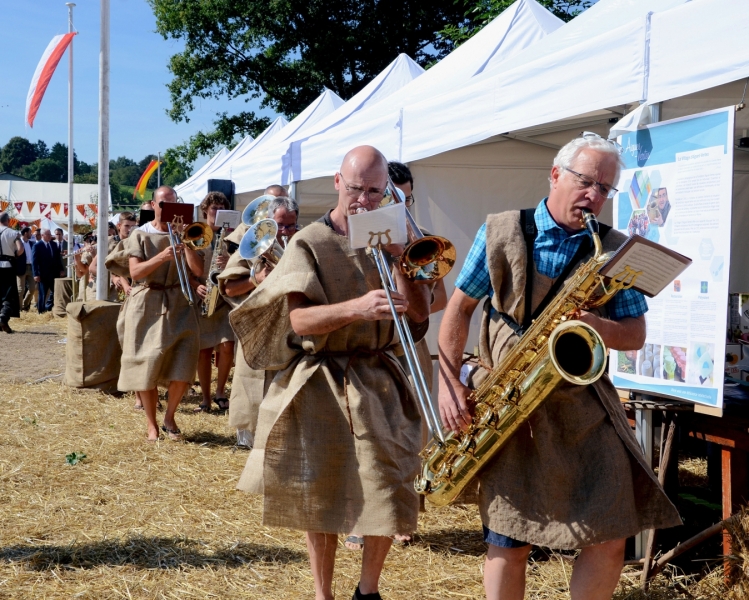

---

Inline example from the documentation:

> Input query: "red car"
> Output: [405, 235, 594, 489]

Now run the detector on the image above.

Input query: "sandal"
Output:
[214, 397, 229, 411]
[193, 404, 211, 413]
[344, 535, 364, 551]
[161, 424, 182, 441]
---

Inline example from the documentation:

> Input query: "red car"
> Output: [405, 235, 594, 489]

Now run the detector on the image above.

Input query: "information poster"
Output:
[610, 107, 734, 409]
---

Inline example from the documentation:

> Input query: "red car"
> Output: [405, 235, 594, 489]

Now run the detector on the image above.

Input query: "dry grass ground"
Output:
[0, 312, 738, 598]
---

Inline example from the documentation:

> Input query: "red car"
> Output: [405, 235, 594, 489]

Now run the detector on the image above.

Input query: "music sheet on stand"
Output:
[610, 107, 734, 409]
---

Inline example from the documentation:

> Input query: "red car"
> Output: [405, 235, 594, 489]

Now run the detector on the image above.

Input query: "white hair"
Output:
[551, 135, 624, 187]
[268, 196, 299, 218]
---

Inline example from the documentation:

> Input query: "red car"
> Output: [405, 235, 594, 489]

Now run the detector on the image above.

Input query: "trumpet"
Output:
[380, 184, 456, 282]
[167, 219, 213, 305]
[238, 219, 284, 284]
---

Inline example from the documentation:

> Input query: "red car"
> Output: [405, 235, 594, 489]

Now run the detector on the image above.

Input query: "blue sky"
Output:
[0, 0, 277, 170]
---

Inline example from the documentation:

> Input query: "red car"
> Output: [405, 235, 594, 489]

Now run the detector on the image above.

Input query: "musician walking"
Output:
[194, 191, 235, 412]
[219, 194, 300, 446]
[231, 146, 431, 600]
[438, 134, 680, 600]
[106, 186, 202, 441]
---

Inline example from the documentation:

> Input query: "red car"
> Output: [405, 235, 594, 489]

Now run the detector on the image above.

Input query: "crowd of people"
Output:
[0, 136, 680, 600]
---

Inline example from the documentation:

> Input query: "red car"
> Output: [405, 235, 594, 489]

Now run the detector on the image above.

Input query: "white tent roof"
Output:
[248, 0, 562, 187]
[400, 0, 749, 163]
[182, 116, 289, 205]
[0, 180, 105, 225]
[231, 53, 426, 193]
[175, 146, 230, 197]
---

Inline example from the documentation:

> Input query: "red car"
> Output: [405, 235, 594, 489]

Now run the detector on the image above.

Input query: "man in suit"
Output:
[53, 228, 68, 256]
[16, 227, 37, 311]
[32, 229, 65, 313]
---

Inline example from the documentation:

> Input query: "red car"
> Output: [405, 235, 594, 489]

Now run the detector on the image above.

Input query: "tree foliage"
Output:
[149, 0, 471, 161]
[440, 0, 590, 46]
[1, 137, 37, 173]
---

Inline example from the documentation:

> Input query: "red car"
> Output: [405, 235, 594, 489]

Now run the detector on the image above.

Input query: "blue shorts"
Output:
[482, 525, 531, 548]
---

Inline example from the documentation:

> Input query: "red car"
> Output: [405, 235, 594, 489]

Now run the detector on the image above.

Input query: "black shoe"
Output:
[353, 584, 382, 600]
[0, 321, 13, 334]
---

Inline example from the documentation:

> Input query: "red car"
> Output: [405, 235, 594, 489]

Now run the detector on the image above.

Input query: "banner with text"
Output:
[610, 107, 734, 409]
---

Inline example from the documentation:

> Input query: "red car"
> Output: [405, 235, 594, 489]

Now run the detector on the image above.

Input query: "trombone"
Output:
[167, 219, 213, 306]
[362, 181, 456, 443]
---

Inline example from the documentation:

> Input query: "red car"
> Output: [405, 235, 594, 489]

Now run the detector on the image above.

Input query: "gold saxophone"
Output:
[202, 226, 225, 318]
[414, 210, 642, 507]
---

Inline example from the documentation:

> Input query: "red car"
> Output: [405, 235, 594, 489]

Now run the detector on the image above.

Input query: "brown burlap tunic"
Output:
[230, 222, 423, 535]
[197, 241, 235, 350]
[473, 211, 681, 549]
[105, 230, 200, 391]
[217, 250, 267, 433]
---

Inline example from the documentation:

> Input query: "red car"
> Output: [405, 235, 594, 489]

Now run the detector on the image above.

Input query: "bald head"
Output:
[264, 184, 288, 198]
[153, 186, 177, 204]
[332, 146, 390, 227]
[340, 145, 388, 177]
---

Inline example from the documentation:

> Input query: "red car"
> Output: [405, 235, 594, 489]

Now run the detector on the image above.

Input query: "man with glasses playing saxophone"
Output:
[438, 134, 680, 600]
[106, 186, 203, 441]
[231, 146, 431, 600]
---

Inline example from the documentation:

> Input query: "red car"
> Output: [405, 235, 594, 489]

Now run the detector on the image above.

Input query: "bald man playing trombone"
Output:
[231, 146, 431, 600]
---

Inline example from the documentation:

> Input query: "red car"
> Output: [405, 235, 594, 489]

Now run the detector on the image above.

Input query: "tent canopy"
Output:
[0, 180, 106, 225]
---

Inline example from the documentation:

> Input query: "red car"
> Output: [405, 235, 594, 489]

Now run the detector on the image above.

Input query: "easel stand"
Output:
[624, 392, 748, 589]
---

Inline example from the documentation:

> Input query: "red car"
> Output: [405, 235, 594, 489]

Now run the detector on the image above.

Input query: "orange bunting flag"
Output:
[0, 201, 8, 211]
[51, 202, 61, 214]
[134, 160, 160, 199]
[26, 201, 37, 212]
[76, 205, 86, 217]
[9, 218, 18, 228]
[88, 203, 98, 214]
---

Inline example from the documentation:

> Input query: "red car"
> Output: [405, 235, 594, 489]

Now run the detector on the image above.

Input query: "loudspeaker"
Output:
[207, 179, 235, 209]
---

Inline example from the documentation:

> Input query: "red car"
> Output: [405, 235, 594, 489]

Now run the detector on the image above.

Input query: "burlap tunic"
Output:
[472, 211, 681, 549]
[217, 250, 267, 433]
[230, 222, 423, 535]
[105, 230, 199, 391]
[197, 240, 235, 350]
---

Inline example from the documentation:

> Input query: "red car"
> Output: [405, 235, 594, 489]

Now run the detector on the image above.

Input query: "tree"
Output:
[440, 0, 590, 46]
[18, 158, 66, 183]
[149, 0, 471, 159]
[161, 148, 191, 188]
[1, 137, 37, 173]
[33, 140, 49, 160]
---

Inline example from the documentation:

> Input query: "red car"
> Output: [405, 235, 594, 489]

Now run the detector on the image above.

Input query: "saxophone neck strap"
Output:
[498, 207, 611, 338]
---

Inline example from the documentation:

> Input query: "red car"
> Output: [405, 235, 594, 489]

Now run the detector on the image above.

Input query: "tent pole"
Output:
[96, 0, 110, 301]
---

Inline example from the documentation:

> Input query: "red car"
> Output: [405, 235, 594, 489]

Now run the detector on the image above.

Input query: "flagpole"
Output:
[157, 151, 161, 187]
[96, 0, 110, 301]
[66, 2, 75, 282]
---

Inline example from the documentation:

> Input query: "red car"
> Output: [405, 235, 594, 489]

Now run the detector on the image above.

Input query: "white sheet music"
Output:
[348, 203, 407, 249]
[215, 210, 241, 230]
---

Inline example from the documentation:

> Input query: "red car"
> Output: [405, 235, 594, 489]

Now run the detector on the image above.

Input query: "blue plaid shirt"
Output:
[454, 199, 647, 321]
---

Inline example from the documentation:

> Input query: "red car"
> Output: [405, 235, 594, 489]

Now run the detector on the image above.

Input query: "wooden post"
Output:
[722, 447, 748, 582]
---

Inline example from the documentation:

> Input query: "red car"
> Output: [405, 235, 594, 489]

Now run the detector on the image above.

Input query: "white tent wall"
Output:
[175, 146, 229, 199]
[0, 180, 107, 225]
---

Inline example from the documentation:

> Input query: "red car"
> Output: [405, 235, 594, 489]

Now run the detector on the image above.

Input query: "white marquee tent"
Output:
[175, 146, 230, 201]
[0, 180, 107, 226]
[231, 53, 428, 204]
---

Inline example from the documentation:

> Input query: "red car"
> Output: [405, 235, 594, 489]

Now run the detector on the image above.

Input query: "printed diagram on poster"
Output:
[610, 107, 735, 409]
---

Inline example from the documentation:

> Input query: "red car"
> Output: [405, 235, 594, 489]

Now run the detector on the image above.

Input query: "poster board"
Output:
[610, 107, 735, 410]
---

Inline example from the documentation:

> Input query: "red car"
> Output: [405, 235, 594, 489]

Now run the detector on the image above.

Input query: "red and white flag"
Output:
[25, 33, 76, 128]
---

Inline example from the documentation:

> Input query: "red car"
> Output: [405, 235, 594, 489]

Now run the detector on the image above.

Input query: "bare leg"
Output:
[570, 538, 625, 600]
[484, 544, 531, 600]
[197, 348, 214, 407]
[163, 380, 190, 435]
[214, 341, 234, 400]
[139, 388, 160, 441]
[134, 390, 143, 409]
[359, 535, 393, 594]
[306, 532, 337, 600]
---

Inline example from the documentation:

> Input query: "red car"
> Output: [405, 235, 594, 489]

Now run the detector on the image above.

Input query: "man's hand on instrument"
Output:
[355, 289, 408, 321]
[254, 263, 271, 286]
[216, 253, 228, 270]
[196, 284, 208, 300]
[157, 245, 178, 263]
[439, 377, 473, 433]
[383, 243, 405, 258]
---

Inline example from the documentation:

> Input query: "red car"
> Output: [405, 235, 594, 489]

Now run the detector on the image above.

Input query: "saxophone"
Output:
[414, 210, 642, 507]
[202, 226, 225, 318]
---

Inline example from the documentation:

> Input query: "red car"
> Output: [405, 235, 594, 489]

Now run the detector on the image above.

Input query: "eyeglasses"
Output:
[404, 193, 415, 208]
[563, 167, 619, 199]
[580, 131, 623, 154]
[276, 223, 297, 232]
[338, 172, 386, 202]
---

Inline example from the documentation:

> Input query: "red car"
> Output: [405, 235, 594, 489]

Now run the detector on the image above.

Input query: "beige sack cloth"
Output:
[471, 210, 681, 549]
[230, 222, 424, 536]
[64, 300, 122, 391]
[105, 230, 199, 391]
[53, 277, 73, 318]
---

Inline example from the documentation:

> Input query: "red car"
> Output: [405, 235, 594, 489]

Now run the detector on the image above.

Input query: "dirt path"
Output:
[0, 312, 67, 383]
